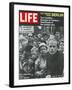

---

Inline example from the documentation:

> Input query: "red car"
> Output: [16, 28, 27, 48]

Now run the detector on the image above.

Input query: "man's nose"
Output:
[51, 47, 54, 50]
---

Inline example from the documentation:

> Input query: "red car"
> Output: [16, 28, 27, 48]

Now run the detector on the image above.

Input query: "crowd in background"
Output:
[19, 31, 64, 79]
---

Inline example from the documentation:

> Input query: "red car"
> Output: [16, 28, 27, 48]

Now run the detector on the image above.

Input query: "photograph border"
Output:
[9, 2, 70, 87]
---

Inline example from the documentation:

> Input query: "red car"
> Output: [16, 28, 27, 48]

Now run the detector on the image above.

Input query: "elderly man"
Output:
[46, 39, 64, 78]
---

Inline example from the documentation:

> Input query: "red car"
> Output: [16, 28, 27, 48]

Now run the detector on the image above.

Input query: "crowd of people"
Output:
[19, 31, 64, 79]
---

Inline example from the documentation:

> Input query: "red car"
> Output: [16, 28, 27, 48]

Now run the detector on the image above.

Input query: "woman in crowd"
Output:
[35, 43, 48, 78]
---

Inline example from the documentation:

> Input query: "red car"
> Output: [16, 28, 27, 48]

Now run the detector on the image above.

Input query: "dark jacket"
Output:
[47, 51, 64, 77]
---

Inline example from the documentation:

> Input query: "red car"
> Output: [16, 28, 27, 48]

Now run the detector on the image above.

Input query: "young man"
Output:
[46, 39, 64, 78]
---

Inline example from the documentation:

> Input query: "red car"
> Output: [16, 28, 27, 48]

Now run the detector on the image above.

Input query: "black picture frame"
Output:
[9, 2, 70, 88]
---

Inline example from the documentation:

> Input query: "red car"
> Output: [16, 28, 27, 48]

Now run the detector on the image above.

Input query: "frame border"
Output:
[9, 2, 70, 88]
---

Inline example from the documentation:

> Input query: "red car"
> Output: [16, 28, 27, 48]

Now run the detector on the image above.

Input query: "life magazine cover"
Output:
[19, 11, 64, 79]
[9, 3, 70, 87]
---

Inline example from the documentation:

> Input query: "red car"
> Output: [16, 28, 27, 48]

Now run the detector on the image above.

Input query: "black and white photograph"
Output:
[19, 12, 64, 79]
[9, 2, 70, 87]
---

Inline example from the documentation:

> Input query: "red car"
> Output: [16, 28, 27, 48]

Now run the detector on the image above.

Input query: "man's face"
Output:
[48, 40, 57, 55]
[55, 32, 60, 39]
[43, 35, 48, 40]
[28, 35, 33, 41]
[59, 41, 64, 52]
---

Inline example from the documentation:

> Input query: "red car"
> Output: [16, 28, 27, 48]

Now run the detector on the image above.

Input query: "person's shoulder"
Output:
[57, 51, 64, 62]
[57, 51, 64, 57]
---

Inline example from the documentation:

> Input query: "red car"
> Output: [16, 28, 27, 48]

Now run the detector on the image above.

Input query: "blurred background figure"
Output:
[27, 33, 33, 42]
[49, 34, 55, 40]
[20, 46, 38, 79]
[55, 31, 61, 44]
[31, 47, 38, 60]
[42, 32, 49, 44]
[19, 34, 28, 63]
[24, 33, 33, 59]
[37, 34, 42, 43]
[33, 41, 38, 48]
[59, 38, 64, 54]
[37, 33, 42, 39]
[19, 34, 28, 51]
[47, 34, 55, 52]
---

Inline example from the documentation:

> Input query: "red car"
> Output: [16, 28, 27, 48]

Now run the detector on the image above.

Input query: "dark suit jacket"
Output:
[47, 51, 64, 77]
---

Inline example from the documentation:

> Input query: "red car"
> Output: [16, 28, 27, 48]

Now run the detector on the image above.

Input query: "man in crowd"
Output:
[59, 38, 64, 54]
[55, 31, 61, 45]
[46, 39, 64, 78]
[20, 46, 38, 79]
[42, 32, 49, 44]
[24, 33, 33, 59]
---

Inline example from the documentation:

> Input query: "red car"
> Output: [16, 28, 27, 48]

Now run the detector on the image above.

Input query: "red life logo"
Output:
[19, 11, 39, 24]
